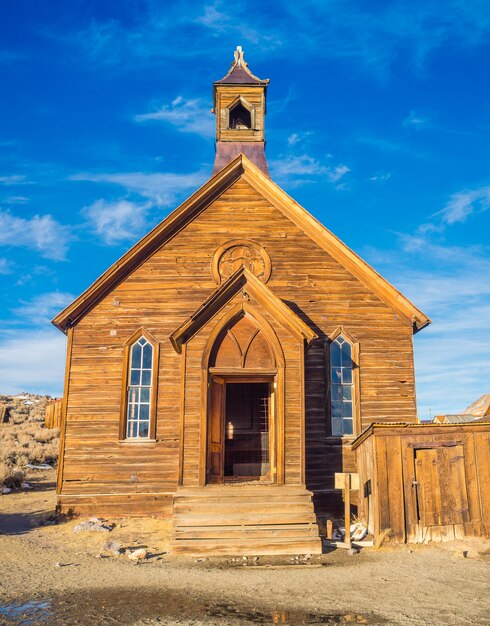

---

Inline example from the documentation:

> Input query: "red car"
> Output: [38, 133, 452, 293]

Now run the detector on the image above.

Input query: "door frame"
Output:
[198, 306, 286, 487]
[206, 373, 276, 485]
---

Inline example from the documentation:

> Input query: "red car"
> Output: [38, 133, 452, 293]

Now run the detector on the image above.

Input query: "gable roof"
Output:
[52, 154, 430, 333]
[169, 267, 318, 354]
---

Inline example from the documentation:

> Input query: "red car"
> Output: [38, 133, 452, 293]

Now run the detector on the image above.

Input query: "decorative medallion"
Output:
[211, 239, 271, 284]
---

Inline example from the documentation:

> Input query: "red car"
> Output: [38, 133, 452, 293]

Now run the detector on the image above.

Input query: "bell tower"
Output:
[212, 46, 269, 175]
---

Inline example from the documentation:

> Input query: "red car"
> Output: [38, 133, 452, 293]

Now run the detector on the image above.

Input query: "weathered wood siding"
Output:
[45, 399, 63, 429]
[58, 178, 417, 515]
[354, 423, 490, 542]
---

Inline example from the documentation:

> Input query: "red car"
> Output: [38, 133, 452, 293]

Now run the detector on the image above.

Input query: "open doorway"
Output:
[224, 382, 270, 482]
[207, 377, 272, 483]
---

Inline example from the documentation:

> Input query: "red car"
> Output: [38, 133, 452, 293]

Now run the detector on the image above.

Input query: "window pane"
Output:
[342, 419, 353, 435]
[130, 369, 140, 385]
[139, 404, 150, 420]
[141, 369, 152, 386]
[332, 417, 343, 436]
[131, 343, 142, 368]
[142, 343, 153, 369]
[127, 421, 138, 438]
[342, 368, 352, 384]
[342, 401, 353, 418]
[341, 341, 351, 366]
[342, 385, 352, 401]
[140, 387, 150, 403]
[330, 342, 341, 367]
[331, 367, 341, 384]
[332, 384, 343, 401]
[331, 401, 342, 418]
[138, 421, 149, 438]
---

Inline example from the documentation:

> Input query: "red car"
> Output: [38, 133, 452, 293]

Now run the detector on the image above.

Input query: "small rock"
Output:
[21, 482, 33, 490]
[101, 540, 122, 556]
[347, 548, 359, 556]
[1, 487, 12, 494]
[127, 548, 148, 561]
[73, 519, 112, 533]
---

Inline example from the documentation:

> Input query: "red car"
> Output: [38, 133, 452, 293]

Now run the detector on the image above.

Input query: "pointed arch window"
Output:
[327, 332, 360, 437]
[120, 332, 159, 440]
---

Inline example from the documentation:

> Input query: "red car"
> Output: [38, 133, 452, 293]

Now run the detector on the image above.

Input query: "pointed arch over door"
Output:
[200, 305, 285, 486]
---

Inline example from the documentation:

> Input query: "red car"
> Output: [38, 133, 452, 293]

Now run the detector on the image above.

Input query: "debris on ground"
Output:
[126, 548, 148, 561]
[21, 482, 33, 490]
[26, 463, 53, 470]
[1, 486, 12, 494]
[73, 518, 113, 533]
[99, 540, 123, 556]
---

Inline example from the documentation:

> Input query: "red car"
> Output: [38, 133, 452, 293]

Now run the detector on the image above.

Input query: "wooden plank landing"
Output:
[170, 484, 322, 556]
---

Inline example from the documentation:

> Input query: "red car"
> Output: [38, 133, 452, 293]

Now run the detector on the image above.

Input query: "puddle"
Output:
[0, 600, 51, 624]
[0, 589, 383, 625]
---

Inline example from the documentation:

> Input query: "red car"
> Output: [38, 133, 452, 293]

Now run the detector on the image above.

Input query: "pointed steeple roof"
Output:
[214, 46, 269, 85]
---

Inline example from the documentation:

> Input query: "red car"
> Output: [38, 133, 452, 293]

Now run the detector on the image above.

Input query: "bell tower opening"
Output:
[229, 102, 252, 130]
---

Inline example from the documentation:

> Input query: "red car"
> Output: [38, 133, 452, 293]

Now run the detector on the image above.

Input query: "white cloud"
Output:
[403, 110, 430, 129]
[287, 132, 312, 146]
[436, 185, 490, 225]
[71, 170, 206, 207]
[135, 96, 214, 138]
[0, 258, 13, 274]
[82, 198, 151, 245]
[270, 154, 350, 186]
[369, 172, 392, 183]
[0, 329, 66, 396]
[13, 291, 75, 325]
[0, 175, 29, 185]
[0, 210, 72, 260]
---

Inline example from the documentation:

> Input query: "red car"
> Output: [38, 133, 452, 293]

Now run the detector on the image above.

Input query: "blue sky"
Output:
[0, 0, 489, 418]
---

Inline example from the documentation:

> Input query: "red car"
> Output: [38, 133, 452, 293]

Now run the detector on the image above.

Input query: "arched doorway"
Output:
[204, 310, 283, 484]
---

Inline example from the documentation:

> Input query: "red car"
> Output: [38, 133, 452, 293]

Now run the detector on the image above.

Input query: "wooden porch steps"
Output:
[170, 485, 322, 556]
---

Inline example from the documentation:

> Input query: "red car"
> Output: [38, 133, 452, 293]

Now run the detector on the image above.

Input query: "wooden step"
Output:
[171, 536, 323, 556]
[174, 511, 317, 526]
[174, 524, 318, 540]
[174, 501, 314, 515]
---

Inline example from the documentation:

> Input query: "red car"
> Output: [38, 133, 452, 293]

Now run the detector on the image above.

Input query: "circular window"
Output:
[211, 239, 271, 284]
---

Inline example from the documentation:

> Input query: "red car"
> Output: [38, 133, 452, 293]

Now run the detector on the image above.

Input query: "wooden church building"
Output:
[53, 47, 431, 555]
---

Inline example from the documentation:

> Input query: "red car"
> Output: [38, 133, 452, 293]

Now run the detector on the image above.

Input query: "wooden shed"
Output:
[352, 422, 490, 543]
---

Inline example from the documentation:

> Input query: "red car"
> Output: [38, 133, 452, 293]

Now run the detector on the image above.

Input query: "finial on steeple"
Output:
[233, 45, 245, 67]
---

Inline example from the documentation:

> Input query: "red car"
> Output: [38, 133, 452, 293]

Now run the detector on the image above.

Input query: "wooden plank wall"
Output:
[59, 178, 418, 516]
[355, 425, 490, 543]
[45, 399, 63, 429]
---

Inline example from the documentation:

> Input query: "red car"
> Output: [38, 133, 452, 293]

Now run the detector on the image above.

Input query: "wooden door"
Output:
[415, 445, 469, 527]
[207, 376, 225, 483]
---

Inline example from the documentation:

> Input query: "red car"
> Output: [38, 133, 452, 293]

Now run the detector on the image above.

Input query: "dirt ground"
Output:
[0, 471, 489, 626]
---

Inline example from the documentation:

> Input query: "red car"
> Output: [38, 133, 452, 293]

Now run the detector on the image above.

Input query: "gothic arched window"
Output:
[328, 333, 359, 436]
[120, 332, 158, 440]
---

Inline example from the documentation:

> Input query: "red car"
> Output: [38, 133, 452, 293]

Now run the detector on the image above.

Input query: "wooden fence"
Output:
[45, 398, 63, 429]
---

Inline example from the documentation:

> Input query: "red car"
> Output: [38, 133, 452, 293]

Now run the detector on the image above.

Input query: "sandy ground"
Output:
[0, 471, 489, 626]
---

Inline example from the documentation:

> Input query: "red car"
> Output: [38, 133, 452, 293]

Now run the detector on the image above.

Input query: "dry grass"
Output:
[0, 393, 59, 488]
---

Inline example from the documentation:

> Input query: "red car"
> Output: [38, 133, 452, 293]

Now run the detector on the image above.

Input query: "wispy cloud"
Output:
[135, 96, 214, 138]
[13, 291, 75, 325]
[369, 172, 392, 183]
[0, 258, 13, 274]
[82, 198, 151, 245]
[58, 1, 490, 77]
[270, 154, 350, 187]
[436, 185, 490, 225]
[0, 210, 72, 260]
[0, 175, 30, 185]
[403, 110, 431, 129]
[71, 170, 207, 206]
[287, 132, 313, 147]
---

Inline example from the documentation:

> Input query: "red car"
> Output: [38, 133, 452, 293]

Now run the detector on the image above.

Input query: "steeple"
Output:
[212, 46, 269, 175]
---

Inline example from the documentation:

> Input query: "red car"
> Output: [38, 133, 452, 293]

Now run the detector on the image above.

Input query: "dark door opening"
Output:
[224, 382, 270, 482]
